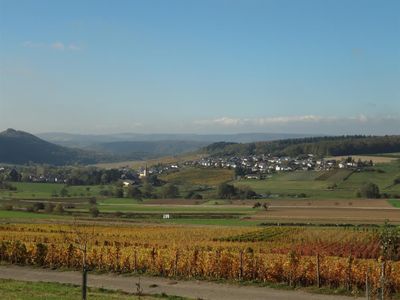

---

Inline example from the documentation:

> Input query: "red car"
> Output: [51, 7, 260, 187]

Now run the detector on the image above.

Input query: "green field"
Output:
[96, 202, 254, 213]
[0, 279, 187, 300]
[1, 160, 399, 225]
[0, 182, 108, 199]
[389, 199, 400, 208]
[234, 160, 400, 199]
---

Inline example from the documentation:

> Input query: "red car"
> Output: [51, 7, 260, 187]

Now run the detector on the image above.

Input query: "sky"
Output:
[0, 0, 399, 135]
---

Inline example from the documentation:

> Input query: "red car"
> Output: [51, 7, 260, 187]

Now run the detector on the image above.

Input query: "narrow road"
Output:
[0, 265, 355, 300]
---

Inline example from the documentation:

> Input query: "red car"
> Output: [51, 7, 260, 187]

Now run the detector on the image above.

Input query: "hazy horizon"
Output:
[1, 0, 399, 135]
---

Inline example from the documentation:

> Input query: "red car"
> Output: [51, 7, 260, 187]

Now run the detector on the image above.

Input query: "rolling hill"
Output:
[202, 135, 400, 157]
[38, 132, 315, 147]
[89, 140, 208, 159]
[0, 129, 105, 165]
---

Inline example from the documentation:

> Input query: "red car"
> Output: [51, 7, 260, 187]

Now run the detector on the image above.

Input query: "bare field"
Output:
[326, 155, 398, 164]
[250, 206, 400, 224]
[232, 198, 394, 208]
[145, 198, 208, 205]
[94, 153, 202, 169]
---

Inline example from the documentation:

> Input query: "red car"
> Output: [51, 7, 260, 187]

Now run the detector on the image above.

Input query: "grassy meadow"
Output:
[234, 160, 400, 199]
[0, 279, 187, 300]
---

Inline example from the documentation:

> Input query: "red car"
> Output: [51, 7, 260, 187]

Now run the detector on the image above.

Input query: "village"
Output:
[140, 154, 374, 180]
[0, 154, 374, 185]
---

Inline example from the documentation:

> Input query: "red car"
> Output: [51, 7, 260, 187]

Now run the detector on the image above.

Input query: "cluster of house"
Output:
[99, 155, 375, 185]
[179, 154, 373, 178]
[0, 154, 374, 185]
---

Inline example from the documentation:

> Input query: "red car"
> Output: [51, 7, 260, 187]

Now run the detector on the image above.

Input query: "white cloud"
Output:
[195, 115, 328, 127]
[68, 44, 81, 51]
[22, 41, 44, 48]
[51, 42, 65, 50]
[194, 115, 400, 128]
[22, 41, 81, 51]
[253, 115, 327, 125]
[195, 117, 243, 126]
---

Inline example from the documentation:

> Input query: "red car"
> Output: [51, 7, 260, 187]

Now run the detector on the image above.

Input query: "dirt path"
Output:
[0, 265, 354, 300]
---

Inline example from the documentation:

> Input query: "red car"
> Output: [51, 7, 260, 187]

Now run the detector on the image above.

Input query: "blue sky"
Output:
[0, 0, 399, 134]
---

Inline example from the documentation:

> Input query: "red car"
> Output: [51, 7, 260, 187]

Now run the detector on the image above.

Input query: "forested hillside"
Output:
[0, 129, 106, 165]
[203, 135, 400, 157]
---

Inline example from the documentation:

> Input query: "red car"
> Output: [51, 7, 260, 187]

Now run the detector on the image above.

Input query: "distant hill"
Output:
[88, 140, 209, 159]
[202, 135, 400, 157]
[36, 132, 316, 160]
[0, 129, 105, 165]
[38, 132, 315, 147]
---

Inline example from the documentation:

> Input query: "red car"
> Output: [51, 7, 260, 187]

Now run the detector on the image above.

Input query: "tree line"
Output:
[203, 135, 400, 157]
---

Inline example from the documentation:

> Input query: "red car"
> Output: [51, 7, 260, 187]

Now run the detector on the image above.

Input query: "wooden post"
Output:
[347, 255, 353, 292]
[316, 253, 320, 288]
[365, 267, 370, 300]
[239, 251, 244, 280]
[82, 265, 87, 300]
[174, 250, 179, 276]
[134, 249, 137, 272]
[380, 261, 385, 300]
[82, 244, 87, 300]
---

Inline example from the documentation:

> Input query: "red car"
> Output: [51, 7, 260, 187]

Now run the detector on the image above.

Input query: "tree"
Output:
[44, 203, 55, 213]
[8, 169, 21, 182]
[21, 173, 31, 182]
[217, 183, 237, 199]
[126, 186, 142, 199]
[262, 202, 270, 211]
[89, 206, 99, 218]
[238, 186, 257, 199]
[142, 182, 154, 198]
[379, 221, 400, 261]
[235, 165, 246, 177]
[60, 186, 69, 197]
[64, 220, 96, 300]
[357, 182, 380, 198]
[32, 202, 45, 212]
[54, 203, 65, 214]
[161, 183, 179, 199]
[114, 187, 124, 198]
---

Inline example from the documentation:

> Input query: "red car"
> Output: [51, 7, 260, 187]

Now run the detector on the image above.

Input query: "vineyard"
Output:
[0, 223, 399, 298]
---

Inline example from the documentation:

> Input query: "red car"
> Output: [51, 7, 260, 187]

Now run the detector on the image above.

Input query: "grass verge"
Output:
[0, 278, 189, 300]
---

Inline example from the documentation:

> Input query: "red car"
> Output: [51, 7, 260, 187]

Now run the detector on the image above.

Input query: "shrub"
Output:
[1, 204, 13, 211]
[33, 202, 45, 211]
[185, 191, 203, 199]
[191, 193, 203, 200]
[114, 187, 124, 198]
[89, 206, 99, 218]
[161, 184, 179, 199]
[126, 186, 142, 199]
[54, 204, 64, 214]
[34, 243, 48, 265]
[217, 183, 236, 199]
[357, 182, 380, 198]
[60, 187, 69, 197]
[44, 203, 55, 213]
[185, 191, 195, 199]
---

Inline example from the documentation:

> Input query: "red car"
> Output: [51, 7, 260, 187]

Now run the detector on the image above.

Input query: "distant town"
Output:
[0, 154, 374, 185]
